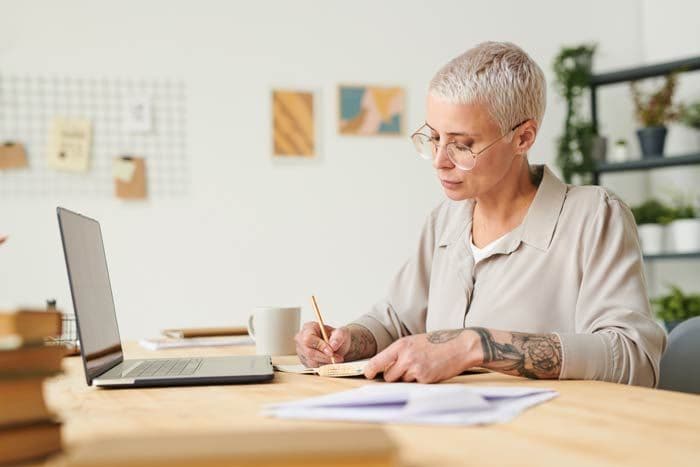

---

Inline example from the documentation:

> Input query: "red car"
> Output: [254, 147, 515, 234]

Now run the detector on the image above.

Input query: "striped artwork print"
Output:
[272, 90, 315, 157]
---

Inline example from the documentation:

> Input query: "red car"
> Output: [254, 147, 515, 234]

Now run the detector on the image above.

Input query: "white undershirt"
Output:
[470, 233, 507, 264]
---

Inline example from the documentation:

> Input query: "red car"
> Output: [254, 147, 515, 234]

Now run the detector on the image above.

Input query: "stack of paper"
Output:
[264, 384, 557, 426]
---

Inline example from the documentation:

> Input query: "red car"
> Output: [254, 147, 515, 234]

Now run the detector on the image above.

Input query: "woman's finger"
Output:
[382, 358, 406, 382]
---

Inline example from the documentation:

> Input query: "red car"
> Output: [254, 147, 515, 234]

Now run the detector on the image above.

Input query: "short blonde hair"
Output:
[429, 41, 546, 134]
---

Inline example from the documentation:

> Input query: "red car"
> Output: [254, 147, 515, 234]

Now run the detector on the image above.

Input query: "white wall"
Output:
[1, 0, 696, 340]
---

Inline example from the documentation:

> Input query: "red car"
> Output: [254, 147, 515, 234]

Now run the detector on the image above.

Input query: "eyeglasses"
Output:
[410, 120, 528, 171]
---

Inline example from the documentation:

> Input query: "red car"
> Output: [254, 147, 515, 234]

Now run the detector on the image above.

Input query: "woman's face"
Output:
[425, 94, 523, 201]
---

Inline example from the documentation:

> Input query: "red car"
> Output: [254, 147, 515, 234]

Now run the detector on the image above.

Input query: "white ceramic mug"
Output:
[247, 306, 301, 356]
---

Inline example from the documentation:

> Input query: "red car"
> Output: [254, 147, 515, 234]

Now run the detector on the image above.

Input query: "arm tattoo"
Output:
[426, 329, 464, 344]
[469, 327, 562, 379]
[345, 325, 378, 361]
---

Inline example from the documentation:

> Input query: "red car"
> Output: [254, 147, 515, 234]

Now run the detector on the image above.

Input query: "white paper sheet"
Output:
[264, 383, 557, 426]
[47, 117, 92, 172]
[113, 157, 137, 182]
[139, 335, 253, 350]
[273, 364, 316, 374]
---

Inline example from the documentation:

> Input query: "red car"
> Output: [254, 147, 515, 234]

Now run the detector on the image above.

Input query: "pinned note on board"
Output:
[0, 142, 28, 170]
[123, 95, 152, 133]
[47, 117, 92, 172]
[113, 156, 147, 200]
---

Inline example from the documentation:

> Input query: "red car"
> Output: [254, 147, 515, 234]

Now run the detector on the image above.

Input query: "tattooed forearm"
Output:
[345, 325, 378, 361]
[469, 327, 562, 379]
[426, 329, 464, 344]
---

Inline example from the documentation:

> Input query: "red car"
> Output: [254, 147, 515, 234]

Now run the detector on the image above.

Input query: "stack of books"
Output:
[0, 310, 65, 464]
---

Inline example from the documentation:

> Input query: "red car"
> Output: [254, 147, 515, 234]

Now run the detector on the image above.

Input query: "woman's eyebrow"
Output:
[425, 121, 480, 137]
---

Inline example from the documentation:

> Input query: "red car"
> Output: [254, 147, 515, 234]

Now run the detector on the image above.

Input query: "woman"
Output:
[295, 42, 665, 387]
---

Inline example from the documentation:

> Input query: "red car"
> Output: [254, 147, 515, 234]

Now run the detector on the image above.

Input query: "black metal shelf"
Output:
[595, 152, 700, 175]
[643, 252, 700, 261]
[589, 55, 700, 136]
[586, 56, 700, 263]
[590, 56, 700, 87]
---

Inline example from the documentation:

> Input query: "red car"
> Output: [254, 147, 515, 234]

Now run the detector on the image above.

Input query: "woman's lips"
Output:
[440, 179, 462, 189]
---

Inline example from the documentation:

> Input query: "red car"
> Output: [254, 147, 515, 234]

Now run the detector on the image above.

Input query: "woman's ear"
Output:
[513, 120, 538, 155]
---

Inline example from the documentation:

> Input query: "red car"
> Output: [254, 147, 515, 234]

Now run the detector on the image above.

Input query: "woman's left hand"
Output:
[364, 329, 482, 383]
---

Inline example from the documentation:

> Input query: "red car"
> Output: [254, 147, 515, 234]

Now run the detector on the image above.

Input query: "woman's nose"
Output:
[432, 143, 454, 170]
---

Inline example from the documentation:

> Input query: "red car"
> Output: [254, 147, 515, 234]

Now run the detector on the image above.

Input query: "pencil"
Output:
[310, 295, 336, 364]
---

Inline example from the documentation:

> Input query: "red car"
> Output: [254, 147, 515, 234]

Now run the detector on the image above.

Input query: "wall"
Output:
[1, 0, 694, 340]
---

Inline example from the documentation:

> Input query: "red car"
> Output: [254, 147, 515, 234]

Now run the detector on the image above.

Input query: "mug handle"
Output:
[247, 314, 256, 341]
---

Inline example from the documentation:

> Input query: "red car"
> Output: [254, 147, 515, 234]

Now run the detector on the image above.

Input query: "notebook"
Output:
[274, 359, 369, 378]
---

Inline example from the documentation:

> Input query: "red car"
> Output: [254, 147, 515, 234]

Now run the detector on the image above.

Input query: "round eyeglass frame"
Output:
[410, 120, 528, 171]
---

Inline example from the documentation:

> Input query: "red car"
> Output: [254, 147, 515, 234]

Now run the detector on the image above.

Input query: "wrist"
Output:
[460, 329, 484, 370]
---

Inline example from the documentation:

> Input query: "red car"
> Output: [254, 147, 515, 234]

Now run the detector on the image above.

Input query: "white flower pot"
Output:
[610, 144, 628, 163]
[637, 224, 665, 255]
[667, 218, 700, 253]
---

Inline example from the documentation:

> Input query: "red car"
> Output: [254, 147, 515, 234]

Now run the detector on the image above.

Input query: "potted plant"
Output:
[631, 199, 673, 255]
[630, 73, 679, 158]
[666, 199, 700, 253]
[552, 44, 597, 184]
[590, 132, 607, 162]
[679, 101, 700, 130]
[652, 285, 700, 333]
[610, 139, 628, 163]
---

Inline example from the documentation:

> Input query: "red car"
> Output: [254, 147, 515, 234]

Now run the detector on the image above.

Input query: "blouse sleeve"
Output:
[556, 193, 667, 387]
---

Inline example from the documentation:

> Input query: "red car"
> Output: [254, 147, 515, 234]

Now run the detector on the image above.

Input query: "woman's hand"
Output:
[295, 323, 378, 368]
[294, 322, 350, 368]
[364, 329, 481, 383]
[364, 327, 562, 382]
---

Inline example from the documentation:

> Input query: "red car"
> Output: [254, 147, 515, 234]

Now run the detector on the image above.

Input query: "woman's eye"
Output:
[455, 142, 472, 151]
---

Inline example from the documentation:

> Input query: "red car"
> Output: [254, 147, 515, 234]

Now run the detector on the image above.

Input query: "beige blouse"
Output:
[353, 165, 666, 387]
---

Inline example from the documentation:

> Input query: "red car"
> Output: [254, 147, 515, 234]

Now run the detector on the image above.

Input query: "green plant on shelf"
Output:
[652, 285, 700, 323]
[679, 101, 700, 129]
[631, 199, 674, 225]
[552, 44, 597, 184]
[631, 73, 680, 127]
[671, 203, 696, 220]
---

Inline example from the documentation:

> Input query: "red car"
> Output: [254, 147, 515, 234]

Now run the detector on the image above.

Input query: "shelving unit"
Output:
[644, 252, 700, 261]
[589, 56, 700, 262]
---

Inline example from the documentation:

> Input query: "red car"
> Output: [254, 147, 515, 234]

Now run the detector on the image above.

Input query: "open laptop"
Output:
[57, 207, 274, 388]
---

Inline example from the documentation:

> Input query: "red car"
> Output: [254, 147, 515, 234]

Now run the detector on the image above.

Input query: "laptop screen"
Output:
[57, 207, 123, 385]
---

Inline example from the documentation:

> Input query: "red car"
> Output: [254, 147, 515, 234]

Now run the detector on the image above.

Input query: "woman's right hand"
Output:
[294, 322, 352, 368]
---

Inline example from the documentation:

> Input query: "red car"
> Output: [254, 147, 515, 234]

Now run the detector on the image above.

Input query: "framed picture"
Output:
[271, 88, 319, 158]
[338, 84, 405, 136]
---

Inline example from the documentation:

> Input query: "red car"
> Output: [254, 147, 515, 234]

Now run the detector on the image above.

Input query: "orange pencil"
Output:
[310, 295, 336, 365]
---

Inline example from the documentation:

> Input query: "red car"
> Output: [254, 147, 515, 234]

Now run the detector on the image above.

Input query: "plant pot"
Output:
[637, 223, 665, 255]
[636, 126, 667, 158]
[610, 144, 628, 163]
[590, 136, 607, 162]
[667, 218, 700, 253]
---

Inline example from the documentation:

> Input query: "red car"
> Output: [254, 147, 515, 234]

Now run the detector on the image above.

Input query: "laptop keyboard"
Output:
[124, 358, 203, 378]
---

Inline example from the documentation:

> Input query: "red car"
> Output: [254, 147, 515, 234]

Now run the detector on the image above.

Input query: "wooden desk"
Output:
[44, 342, 700, 467]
